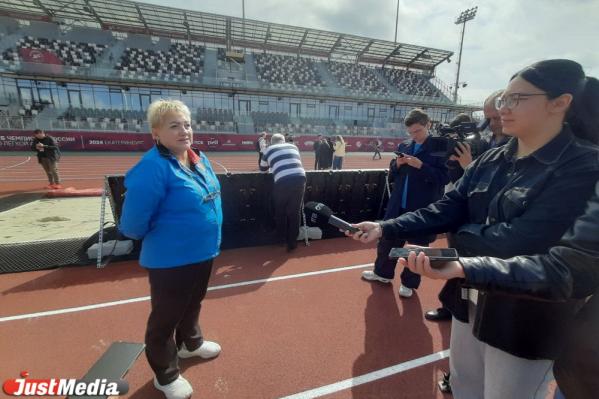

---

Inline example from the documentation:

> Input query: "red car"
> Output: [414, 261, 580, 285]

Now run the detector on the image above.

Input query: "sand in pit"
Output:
[0, 197, 114, 244]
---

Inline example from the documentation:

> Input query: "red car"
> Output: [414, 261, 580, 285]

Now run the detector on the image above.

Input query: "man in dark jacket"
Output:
[361, 109, 449, 298]
[428, 92, 508, 323]
[316, 136, 331, 170]
[371, 140, 382, 160]
[31, 129, 62, 189]
[313, 135, 322, 170]
[446, 91, 510, 184]
[256, 132, 267, 168]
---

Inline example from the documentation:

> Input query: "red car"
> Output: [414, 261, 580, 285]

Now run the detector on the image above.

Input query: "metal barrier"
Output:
[0, 169, 390, 273]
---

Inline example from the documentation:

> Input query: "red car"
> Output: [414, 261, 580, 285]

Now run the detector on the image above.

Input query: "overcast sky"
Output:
[139, 0, 599, 105]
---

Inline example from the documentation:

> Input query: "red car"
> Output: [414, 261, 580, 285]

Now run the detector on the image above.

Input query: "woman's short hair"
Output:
[271, 133, 285, 145]
[147, 99, 191, 128]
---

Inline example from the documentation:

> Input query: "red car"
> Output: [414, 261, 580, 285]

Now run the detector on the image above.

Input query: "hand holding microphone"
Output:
[304, 201, 359, 233]
[347, 221, 382, 243]
[303, 202, 382, 243]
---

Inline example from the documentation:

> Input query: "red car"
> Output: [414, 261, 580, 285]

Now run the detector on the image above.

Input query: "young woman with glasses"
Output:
[348, 59, 599, 398]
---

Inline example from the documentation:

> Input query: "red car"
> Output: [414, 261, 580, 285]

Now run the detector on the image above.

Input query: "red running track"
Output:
[0, 152, 393, 196]
[0, 238, 453, 399]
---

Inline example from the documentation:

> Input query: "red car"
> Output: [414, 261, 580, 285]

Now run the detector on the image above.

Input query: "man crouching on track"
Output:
[120, 99, 222, 399]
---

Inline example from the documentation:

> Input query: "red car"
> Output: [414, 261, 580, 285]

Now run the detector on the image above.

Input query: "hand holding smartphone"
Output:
[388, 247, 459, 268]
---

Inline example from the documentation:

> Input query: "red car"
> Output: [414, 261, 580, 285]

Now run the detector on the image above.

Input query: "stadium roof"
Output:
[0, 0, 453, 70]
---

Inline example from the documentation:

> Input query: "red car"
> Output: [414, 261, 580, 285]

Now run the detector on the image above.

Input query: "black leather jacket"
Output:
[380, 125, 599, 359]
[461, 181, 599, 398]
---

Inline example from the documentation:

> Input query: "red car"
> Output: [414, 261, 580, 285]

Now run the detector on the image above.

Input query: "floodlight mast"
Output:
[453, 6, 477, 103]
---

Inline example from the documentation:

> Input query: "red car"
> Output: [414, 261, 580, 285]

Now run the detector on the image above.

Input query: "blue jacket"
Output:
[120, 146, 223, 268]
[385, 136, 449, 219]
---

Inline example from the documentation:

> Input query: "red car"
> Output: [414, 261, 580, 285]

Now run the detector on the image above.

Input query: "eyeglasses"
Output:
[494, 92, 547, 110]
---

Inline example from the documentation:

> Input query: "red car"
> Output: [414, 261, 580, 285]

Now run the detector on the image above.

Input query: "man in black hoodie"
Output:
[31, 129, 62, 189]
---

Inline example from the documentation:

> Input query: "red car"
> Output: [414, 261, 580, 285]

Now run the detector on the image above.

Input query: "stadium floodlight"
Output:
[394, 0, 400, 43]
[453, 6, 477, 104]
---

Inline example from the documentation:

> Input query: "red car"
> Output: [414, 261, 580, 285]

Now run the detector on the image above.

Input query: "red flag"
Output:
[18, 48, 64, 74]
[18, 48, 63, 65]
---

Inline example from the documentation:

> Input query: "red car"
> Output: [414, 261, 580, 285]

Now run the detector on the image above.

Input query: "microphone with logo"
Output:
[304, 201, 360, 234]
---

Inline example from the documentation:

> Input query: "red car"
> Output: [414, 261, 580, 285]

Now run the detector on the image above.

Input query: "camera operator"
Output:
[361, 108, 449, 298]
[445, 113, 475, 184]
[427, 94, 507, 323]
[484, 90, 510, 149]
[445, 91, 509, 185]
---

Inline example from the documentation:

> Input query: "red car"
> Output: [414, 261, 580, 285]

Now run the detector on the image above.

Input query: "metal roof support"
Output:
[297, 29, 309, 55]
[32, 0, 54, 18]
[51, 0, 95, 21]
[225, 17, 231, 51]
[406, 49, 428, 69]
[134, 3, 150, 34]
[82, 0, 104, 26]
[263, 24, 270, 47]
[328, 35, 344, 61]
[382, 44, 402, 67]
[183, 11, 191, 44]
[433, 54, 452, 68]
[356, 39, 374, 62]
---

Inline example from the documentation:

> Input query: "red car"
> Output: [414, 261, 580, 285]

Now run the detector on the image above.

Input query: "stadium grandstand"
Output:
[0, 0, 477, 151]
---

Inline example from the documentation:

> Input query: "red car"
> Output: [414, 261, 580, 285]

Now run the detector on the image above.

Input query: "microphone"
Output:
[304, 202, 360, 233]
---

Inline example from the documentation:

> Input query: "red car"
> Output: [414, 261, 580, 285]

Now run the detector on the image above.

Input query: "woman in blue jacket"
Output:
[349, 59, 599, 399]
[120, 99, 223, 399]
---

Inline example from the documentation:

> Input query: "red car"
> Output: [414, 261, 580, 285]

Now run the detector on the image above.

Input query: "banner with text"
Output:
[0, 131, 405, 152]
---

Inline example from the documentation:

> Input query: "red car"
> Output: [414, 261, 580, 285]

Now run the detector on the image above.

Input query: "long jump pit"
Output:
[0, 195, 113, 273]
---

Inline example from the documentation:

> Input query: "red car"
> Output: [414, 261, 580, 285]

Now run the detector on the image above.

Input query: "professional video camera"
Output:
[438, 119, 490, 159]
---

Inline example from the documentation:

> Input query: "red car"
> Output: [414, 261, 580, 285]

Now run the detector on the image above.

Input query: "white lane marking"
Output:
[280, 350, 450, 399]
[0, 157, 31, 170]
[211, 160, 229, 174]
[0, 263, 373, 322]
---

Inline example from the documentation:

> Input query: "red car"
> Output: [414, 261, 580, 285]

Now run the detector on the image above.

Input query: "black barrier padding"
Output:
[106, 175, 126, 226]
[218, 172, 277, 249]
[106, 169, 389, 249]
[0, 237, 92, 273]
[0, 227, 142, 274]
[0, 170, 390, 273]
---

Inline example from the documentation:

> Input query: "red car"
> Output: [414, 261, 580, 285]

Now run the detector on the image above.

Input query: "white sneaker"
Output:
[398, 284, 414, 298]
[178, 340, 221, 359]
[153, 375, 193, 399]
[361, 270, 391, 284]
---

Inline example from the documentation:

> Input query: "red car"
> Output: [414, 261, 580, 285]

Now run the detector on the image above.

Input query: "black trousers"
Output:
[273, 177, 306, 248]
[145, 259, 213, 385]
